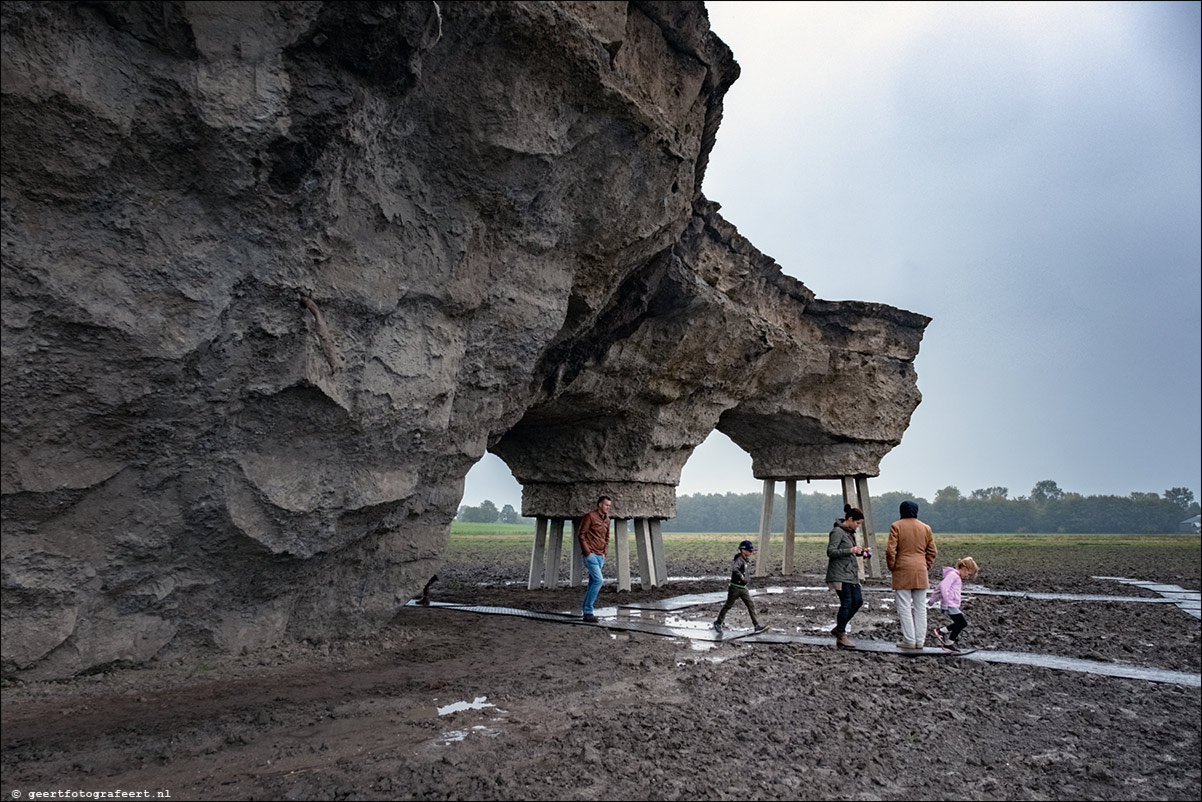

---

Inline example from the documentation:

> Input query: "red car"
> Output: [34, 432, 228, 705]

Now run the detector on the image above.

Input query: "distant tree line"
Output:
[459, 482, 1198, 533]
[660, 481, 1199, 534]
[457, 500, 525, 524]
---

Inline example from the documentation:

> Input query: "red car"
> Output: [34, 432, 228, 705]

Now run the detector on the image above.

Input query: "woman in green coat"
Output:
[826, 504, 867, 649]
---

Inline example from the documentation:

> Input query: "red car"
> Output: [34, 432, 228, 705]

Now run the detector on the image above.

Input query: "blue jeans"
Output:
[582, 553, 605, 615]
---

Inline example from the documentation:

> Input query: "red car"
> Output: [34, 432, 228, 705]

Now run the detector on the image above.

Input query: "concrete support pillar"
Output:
[840, 477, 864, 581]
[543, 518, 565, 588]
[634, 518, 655, 588]
[756, 479, 775, 577]
[615, 518, 631, 592]
[841, 475, 857, 509]
[528, 516, 548, 589]
[855, 475, 881, 579]
[841, 476, 870, 584]
[569, 518, 584, 587]
[649, 518, 667, 585]
[783, 479, 797, 575]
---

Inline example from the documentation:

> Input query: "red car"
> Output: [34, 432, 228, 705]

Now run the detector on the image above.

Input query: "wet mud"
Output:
[2, 544, 1199, 800]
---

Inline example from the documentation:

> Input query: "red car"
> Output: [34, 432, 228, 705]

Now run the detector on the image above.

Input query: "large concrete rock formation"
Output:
[1, 1, 927, 678]
[493, 202, 928, 519]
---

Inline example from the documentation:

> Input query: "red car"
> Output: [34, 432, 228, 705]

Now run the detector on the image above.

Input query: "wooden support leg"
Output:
[756, 479, 775, 577]
[528, 516, 548, 589]
[855, 475, 880, 579]
[544, 518, 565, 588]
[649, 518, 667, 585]
[634, 518, 654, 588]
[569, 517, 584, 587]
[615, 518, 631, 592]
[784, 480, 797, 575]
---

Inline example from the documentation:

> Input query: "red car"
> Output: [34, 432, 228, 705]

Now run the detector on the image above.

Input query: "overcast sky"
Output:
[464, 0, 1201, 510]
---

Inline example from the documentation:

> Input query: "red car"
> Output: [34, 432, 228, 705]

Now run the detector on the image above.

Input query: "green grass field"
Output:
[446, 524, 1199, 578]
[449, 521, 537, 536]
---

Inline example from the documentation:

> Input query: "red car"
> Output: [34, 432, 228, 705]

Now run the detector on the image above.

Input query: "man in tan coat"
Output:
[886, 500, 937, 650]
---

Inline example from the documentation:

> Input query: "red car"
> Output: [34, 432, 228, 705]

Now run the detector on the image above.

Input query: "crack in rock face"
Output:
[1, 1, 928, 678]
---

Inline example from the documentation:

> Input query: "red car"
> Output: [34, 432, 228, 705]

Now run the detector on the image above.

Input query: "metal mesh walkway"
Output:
[409, 594, 1202, 687]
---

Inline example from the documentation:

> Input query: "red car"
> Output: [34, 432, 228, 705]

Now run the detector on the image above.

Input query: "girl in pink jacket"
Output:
[928, 557, 979, 652]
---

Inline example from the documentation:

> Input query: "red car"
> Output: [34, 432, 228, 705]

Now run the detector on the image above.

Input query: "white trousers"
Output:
[895, 588, 928, 646]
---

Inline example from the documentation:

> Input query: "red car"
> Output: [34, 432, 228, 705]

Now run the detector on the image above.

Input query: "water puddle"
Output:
[428, 695, 510, 746]
[620, 592, 728, 611]
[435, 724, 503, 745]
[437, 696, 498, 716]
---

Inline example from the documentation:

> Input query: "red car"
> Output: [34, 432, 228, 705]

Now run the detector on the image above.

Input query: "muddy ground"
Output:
[3, 541, 1200, 801]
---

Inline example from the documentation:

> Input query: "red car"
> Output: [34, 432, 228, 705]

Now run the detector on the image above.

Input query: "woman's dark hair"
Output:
[843, 504, 865, 521]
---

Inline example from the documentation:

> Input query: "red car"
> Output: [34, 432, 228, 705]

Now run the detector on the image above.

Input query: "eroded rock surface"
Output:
[495, 202, 928, 518]
[1, 0, 926, 677]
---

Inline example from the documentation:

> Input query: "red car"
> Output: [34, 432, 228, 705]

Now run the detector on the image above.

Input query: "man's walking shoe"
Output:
[712, 622, 723, 633]
[582, 614, 599, 623]
[895, 641, 918, 650]
[753, 624, 770, 634]
[836, 633, 856, 649]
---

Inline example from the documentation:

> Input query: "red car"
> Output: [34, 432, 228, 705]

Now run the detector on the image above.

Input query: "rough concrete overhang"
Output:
[493, 201, 930, 518]
[1, 0, 926, 677]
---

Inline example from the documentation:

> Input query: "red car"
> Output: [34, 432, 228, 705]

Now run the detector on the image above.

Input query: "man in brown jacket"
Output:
[578, 495, 612, 622]
[886, 500, 937, 650]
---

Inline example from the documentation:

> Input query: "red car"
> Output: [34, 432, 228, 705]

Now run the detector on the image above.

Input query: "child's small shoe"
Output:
[943, 640, 960, 653]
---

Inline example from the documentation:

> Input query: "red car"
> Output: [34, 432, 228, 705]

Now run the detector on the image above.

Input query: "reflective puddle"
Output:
[437, 696, 497, 716]
[431, 695, 508, 747]
[435, 724, 503, 746]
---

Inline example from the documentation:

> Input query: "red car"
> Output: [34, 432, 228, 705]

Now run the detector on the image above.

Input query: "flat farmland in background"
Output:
[444, 527, 1201, 591]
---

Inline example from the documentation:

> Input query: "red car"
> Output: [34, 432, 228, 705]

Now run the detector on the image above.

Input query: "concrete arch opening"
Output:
[677, 430, 756, 497]
[460, 453, 524, 518]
